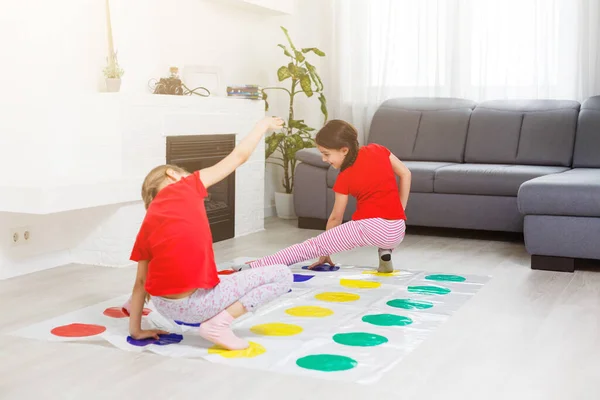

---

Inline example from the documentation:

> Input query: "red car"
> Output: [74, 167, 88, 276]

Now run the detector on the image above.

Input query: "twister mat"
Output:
[10, 258, 490, 384]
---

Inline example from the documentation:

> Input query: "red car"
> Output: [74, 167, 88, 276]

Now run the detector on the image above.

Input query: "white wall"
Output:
[0, 205, 127, 280]
[0, 0, 332, 278]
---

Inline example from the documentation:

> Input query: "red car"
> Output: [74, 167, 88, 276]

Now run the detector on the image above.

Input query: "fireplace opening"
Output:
[166, 134, 236, 242]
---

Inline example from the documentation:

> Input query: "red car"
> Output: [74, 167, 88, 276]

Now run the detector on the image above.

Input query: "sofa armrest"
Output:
[294, 163, 328, 220]
[295, 148, 329, 168]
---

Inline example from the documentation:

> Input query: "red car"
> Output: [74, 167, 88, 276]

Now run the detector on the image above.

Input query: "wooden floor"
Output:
[1, 218, 599, 400]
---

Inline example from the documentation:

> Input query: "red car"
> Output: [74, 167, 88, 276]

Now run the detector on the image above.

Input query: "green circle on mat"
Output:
[408, 285, 451, 295]
[333, 332, 388, 347]
[296, 354, 358, 372]
[387, 299, 434, 310]
[362, 314, 413, 327]
[425, 274, 466, 282]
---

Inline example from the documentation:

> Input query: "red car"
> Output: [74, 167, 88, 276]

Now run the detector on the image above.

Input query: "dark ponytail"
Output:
[315, 120, 360, 171]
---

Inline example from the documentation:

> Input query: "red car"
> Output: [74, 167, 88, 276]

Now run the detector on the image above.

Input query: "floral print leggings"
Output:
[152, 264, 293, 324]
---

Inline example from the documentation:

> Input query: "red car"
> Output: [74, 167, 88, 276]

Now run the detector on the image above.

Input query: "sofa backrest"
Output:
[368, 98, 476, 163]
[464, 100, 580, 167]
[573, 96, 600, 168]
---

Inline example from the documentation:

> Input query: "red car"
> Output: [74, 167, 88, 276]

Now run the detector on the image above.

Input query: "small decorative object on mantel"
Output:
[103, 51, 124, 92]
[103, 0, 123, 92]
[227, 85, 264, 100]
[148, 67, 210, 97]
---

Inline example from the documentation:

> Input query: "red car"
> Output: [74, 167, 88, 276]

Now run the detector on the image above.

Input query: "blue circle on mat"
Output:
[155, 333, 184, 345]
[126, 333, 183, 347]
[302, 265, 340, 272]
[174, 320, 201, 327]
[127, 336, 153, 347]
[293, 274, 315, 282]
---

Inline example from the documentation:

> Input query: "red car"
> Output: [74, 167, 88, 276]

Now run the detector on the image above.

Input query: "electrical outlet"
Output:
[10, 226, 31, 246]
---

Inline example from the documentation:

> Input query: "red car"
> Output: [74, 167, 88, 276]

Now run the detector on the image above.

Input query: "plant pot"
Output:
[275, 192, 296, 219]
[105, 78, 121, 92]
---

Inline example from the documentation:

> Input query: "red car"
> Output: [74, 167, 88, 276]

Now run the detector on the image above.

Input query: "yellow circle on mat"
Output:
[250, 322, 303, 336]
[340, 279, 381, 289]
[315, 292, 361, 302]
[208, 341, 266, 358]
[362, 270, 400, 277]
[285, 306, 334, 318]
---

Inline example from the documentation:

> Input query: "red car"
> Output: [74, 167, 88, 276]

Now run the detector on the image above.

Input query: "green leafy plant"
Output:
[263, 26, 327, 194]
[103, 51, 124, 79]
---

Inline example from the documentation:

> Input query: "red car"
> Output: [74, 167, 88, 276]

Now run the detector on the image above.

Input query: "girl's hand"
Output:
[257, 116, 284, 132]
[309, 255, 334, 269]
[130, 329, 169, 340]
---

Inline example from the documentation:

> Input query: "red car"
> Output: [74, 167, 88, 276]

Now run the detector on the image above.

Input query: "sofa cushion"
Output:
[518, 168, 600, 217]
[295, 148, 329, 168]
[465, 100, 580, 167]
[434, 164, 569, 196]
[403, 161, 456, 193]
[368, 98, 476, 163]
[573, 96, 600, 168]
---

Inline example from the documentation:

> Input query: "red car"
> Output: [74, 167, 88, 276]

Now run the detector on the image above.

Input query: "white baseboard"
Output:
[0, 250, 72, 280]
[234, 228, 265, 239]
[0, 251, 136, 281]
[264, 205, 276, 218]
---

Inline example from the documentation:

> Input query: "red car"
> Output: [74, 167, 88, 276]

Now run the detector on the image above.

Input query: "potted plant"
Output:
[263, 26, 327, 219]
[103, 51, 124, 92]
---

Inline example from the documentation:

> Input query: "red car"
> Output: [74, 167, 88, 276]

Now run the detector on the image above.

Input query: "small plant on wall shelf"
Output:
[103, 51, 124, 92]
[103, 52, 124, 79]
[263, 26, 327, 196]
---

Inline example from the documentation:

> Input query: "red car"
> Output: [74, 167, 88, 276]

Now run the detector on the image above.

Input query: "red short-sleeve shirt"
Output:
[130, 171, 219, 296]
[333, 143, 406, 221]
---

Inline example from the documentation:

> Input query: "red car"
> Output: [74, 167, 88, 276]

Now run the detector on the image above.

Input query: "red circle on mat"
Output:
[110, 307, 153, 318]
[103, 307, 128, 318]
[51, 323, 106, 337]
[218, 270, 235, 275]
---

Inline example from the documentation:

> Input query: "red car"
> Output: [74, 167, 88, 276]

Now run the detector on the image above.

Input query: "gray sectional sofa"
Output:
[293, 96, 600, 272]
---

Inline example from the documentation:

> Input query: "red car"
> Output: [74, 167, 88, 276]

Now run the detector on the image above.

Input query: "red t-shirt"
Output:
[333, 143, 406, 221]
[130, 171, 219, 296]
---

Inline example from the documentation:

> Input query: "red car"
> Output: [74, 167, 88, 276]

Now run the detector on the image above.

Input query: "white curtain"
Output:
[328, 0, 600, 142]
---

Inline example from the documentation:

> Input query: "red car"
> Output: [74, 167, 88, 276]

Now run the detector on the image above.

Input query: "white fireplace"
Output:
[123, 94, 267, 238]
[0, 94, 266, 278]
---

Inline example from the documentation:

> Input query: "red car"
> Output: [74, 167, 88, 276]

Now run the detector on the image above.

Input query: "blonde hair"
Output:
[141, 164, 189, 209]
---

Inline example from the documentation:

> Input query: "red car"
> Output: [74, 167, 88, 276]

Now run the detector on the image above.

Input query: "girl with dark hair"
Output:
[235, 119, 412, 273]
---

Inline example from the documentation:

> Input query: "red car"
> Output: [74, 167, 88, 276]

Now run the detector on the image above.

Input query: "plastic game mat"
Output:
[10, 258, 490, 384]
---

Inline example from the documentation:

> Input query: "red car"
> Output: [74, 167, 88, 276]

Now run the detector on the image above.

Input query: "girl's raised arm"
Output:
[390, 154, 412, 210]
[199, 117, 284, 189]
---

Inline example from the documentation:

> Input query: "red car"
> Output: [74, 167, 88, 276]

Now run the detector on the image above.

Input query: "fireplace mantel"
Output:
[0, 93, 266, 237]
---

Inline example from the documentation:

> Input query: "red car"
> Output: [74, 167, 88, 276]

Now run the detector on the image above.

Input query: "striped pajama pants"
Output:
[249, 218, 406, 268]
